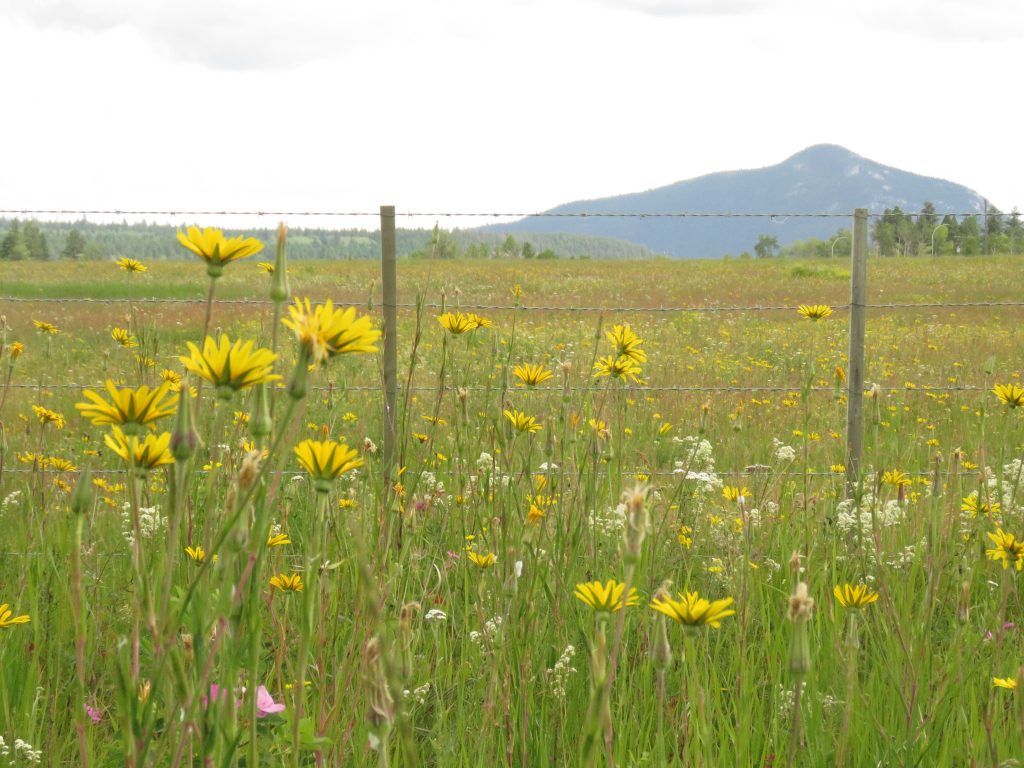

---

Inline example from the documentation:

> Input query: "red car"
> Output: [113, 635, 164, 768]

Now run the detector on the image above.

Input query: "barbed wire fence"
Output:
[2, 205, 1020, 496]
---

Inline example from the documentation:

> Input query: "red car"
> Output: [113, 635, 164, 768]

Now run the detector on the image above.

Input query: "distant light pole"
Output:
[830, 235, 848, 259]
[931, 223, 945, 257]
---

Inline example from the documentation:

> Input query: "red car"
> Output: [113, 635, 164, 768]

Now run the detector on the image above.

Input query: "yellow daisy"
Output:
[574, 579, 640, 613]
[176, 226, 263, 277]
[179, 335, 280, 397]
[75, 380, 176, 432]
[650, 590, 735, 628]
[833, 583, 879, 609]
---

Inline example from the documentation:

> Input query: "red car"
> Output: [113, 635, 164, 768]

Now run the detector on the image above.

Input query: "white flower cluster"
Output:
[835, 494, 904, 537]
[673, 435, 716, 473]
[671, 436, 724, 500]
[424, 608, 447, 622]
[546, 644, 577, 699]
[588, 503, 627, 537]
[1, 490, 21, 511]
[476, 452, 496, 473]
[0, 736, 43, 764]
[772, 438, 796, 463]
[402, 682, 431, 706]
[886, 540, 923, 569]
[776, 681, 805, 719]
[469, 615, 503, 647]
[121, 503, 167, 546]
[419, 471, 445, 496]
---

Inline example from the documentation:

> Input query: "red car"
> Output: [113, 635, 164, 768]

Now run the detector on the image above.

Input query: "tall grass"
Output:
[0, 249, 1021, 765]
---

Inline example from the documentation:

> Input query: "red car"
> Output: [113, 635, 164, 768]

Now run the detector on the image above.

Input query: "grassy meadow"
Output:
[0, 245, 1023, 766]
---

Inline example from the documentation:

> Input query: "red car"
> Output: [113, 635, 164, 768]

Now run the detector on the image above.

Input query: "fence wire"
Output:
[1, 382, 992, 394]
[4, 295, 1024, 313]
[1, 207, 1019, 219]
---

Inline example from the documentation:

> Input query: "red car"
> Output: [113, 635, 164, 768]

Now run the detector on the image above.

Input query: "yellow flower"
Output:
[0, 604, 30, 629]
[111, 327, 138, 348]
[605, 324, 647, 363]
[466, 551, 497, 569]
[46, 457, 77, 472]
[513, 363, 554, 387]
[176, 226, 263, 277]
[75, 380, 176, 431]
[962, 494, 1000, 518]
[504, 409, 542, 434]
[649, 590, 735, 628]
[294, 439, 363, 493]
[33, 319, 59, 334]
[574, 579, 640, 613]
[412, 432, 429, 444]
[7, 341, 24, 358]
[116, 257, 147, 273]
[32, 405, 65, 429]
[797, 304, 833, 320]
[993, 677, 1018, 690]
[593, 355, 643, 384]
[269, 573, 304, 592]
[882, 469, 911, 488]
[257, 261, 275, 273]
[986, 528, 1024, 571]
[993, 383, 1024, 408]
[678, 524, 693, 548]
[104, 426, 174, 473]
[282, 298, 380, 365]
[185, 546, 207, 562]
[436, 312, 477, 334]
[527, 504, 546, 526]
[267, 532, 291, 547]
[722, 486, 750, 503]
[833, 583, 879, 609]
[468, 313, 491, 329]
[179, 335, 280, 396]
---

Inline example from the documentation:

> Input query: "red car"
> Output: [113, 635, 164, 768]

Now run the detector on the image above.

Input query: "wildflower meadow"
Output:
[0, 229, 1022, 766]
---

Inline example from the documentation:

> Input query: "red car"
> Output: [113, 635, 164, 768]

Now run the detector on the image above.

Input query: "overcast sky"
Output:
[0, 0, 1021, 230]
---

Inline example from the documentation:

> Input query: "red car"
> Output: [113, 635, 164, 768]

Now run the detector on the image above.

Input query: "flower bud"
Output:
[248, 382, 273, 439]
[270, 222, 290, 304]
[70, 465, 95, 516]
[170, 386, 199, 461]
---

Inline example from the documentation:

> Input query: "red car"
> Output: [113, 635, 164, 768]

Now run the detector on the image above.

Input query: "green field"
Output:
[0, 248, 1022, 766]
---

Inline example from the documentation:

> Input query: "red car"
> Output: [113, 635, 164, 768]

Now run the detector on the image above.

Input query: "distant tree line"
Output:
[748, 202, 1024, 259]
[0, 218, 659, 263]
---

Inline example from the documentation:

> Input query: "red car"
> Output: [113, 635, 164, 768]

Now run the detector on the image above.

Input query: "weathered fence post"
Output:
[845, 208, 868, 498]
[380, 206, 398, 494]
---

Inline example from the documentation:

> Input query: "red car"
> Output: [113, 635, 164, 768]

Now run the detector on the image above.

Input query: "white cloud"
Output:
[0, 0, 421, 69]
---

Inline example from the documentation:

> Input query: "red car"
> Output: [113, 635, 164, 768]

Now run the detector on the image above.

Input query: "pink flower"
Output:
[85, 703, 102, 724]
[235, 685, 285, 718]
[255, 685, 285, 718]
[202, 684, 229, 709]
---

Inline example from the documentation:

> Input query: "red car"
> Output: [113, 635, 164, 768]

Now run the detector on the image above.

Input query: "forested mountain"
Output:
[483, 144, 996, 258]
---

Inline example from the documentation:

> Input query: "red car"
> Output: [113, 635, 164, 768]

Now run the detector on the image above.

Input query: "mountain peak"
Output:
[487, 146, 987, 257]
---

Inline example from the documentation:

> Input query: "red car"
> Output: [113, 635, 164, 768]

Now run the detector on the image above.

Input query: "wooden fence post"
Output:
[380, 206, 398, 493]
[845, 208, 868, 498]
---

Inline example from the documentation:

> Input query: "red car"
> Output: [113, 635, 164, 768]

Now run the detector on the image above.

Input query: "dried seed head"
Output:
[399, 602, 421, 633]
[789, 550, 802, 577]
[238, 450, 262, 490]
[788, 581, 815, 623]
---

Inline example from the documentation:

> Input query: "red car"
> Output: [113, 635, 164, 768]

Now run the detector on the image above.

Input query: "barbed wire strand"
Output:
[1, 467, 962, 477]
[0, 208, 1018, 219]
[2, 382, 990, 393]
[3, 295, 1024, 313]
